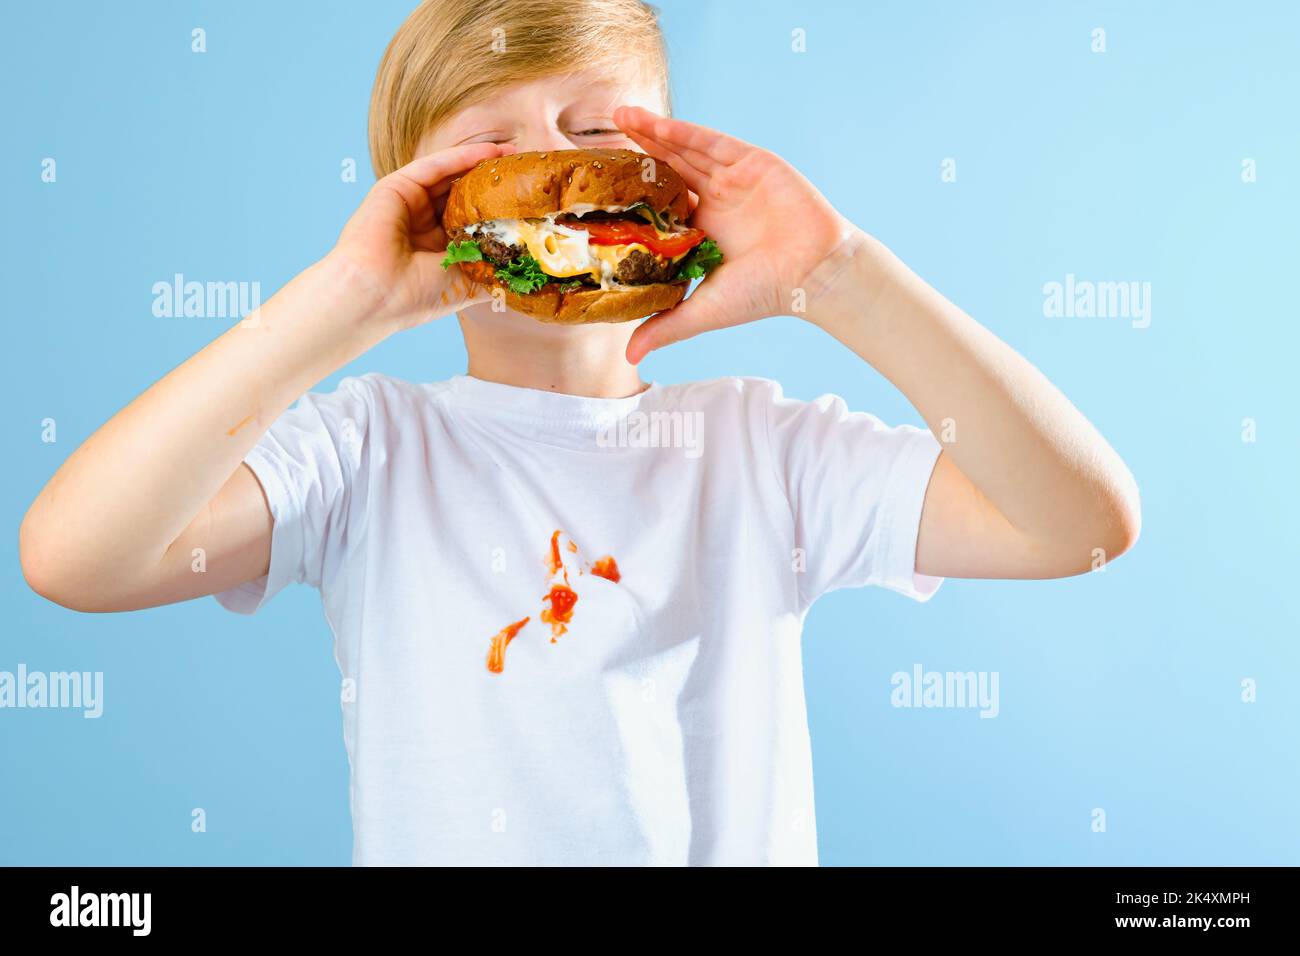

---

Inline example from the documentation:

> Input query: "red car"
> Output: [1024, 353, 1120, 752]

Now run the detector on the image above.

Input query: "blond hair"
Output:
[368, 0, 671, 178]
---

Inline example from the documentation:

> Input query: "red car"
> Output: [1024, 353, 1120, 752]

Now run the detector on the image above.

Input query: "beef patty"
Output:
[452, 228, 521, 265]
[614, 249, 677, 285]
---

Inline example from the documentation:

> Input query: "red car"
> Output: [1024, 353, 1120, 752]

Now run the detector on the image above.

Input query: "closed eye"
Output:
[570, 128, 620, 136]
[456, 132, 513, 146]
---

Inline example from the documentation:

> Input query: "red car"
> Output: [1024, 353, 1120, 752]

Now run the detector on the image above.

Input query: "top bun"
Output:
[442, 148, 691, 232]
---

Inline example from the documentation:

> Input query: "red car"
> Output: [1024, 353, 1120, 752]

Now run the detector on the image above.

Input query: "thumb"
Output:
[397, 252, 492, 326]
[625, 277, 736, 365]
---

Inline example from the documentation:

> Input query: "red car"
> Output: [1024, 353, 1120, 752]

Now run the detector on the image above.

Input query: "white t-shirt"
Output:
[216, 373, 943, 865]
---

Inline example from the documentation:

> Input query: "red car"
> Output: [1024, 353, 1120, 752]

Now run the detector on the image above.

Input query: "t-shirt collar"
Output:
[444, 374, 660, 426]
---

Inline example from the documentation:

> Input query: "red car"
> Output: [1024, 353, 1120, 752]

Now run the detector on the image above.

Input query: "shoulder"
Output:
[294, 372, 446, 422]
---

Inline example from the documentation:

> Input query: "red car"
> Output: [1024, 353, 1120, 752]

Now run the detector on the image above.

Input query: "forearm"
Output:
[806, 231, 1140, 559]
[21, 257, 385, 589]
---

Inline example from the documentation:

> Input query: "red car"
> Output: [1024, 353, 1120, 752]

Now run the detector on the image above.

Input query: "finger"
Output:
[430, 187, 453, 232]
[621, 122, 728, 183]
[376, 143, 515, 231]
[615, 106, 750, 166]
[426, 142, 519, 199]
[625, 279, 739, 365]
[619, 124, 714, 183]
[410, 226, 449, 252]
[412, 252, 492, 317]
[663, 141, 729, 182]
[395, 141, 514, 190]
[621, 130, 710, 196]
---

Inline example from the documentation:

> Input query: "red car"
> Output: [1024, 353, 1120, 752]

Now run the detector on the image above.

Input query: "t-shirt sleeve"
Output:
[761, 381, 944, 607]
[213, 376, 372, 615]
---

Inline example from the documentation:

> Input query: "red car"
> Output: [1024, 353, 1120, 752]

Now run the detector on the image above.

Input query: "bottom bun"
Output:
[458, 260, 687, 324]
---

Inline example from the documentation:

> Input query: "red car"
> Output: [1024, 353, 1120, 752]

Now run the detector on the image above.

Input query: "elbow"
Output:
[19, 510, 104, 613]
[1094, 474, 1142, 567]
[1043, 473, 1141, 578]
[20, 510, 69, 608]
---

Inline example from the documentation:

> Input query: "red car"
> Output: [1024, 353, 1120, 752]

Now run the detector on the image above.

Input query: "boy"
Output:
[20, 0, 1139, 865]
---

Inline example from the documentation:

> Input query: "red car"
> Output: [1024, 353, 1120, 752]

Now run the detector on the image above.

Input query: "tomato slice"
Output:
[564, 219, 706, 259]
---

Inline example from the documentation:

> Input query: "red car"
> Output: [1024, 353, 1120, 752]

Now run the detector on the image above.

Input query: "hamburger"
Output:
[440, 148, 722, 324]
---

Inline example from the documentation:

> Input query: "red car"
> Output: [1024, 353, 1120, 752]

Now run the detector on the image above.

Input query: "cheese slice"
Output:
[514, 221, 592, 278]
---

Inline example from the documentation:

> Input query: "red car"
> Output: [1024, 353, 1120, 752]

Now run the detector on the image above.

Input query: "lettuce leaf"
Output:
[443, 241, 553, 294]
[673, 239, 723, 281]
[496, 254, 550, 294]
[441, 240, 483, 268]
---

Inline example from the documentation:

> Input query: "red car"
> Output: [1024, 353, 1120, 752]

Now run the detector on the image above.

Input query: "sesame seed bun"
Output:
[442, 148, 690, 231]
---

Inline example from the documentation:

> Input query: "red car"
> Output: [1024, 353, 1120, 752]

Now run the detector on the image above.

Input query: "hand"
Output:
[614, 106, 860, 363]
[325, 142, 517, 332]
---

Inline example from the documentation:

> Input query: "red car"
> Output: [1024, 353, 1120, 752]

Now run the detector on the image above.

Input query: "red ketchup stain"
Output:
[590, 556, 621, 583]
[484, 530, 622, 671]
[546, 530, 566, 578]
[541, 584, 578, 642]
[542, 529, 578, 641]
[486, 617, 530, 674]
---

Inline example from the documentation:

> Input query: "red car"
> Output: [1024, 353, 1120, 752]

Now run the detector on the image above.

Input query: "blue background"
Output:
[3, 1, 1297, 865]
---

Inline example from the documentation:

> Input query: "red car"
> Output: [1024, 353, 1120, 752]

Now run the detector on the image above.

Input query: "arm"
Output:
[19, 143, 514, 611]
[614, 107, 1139, 579]
[805, 233, 1140, 578]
